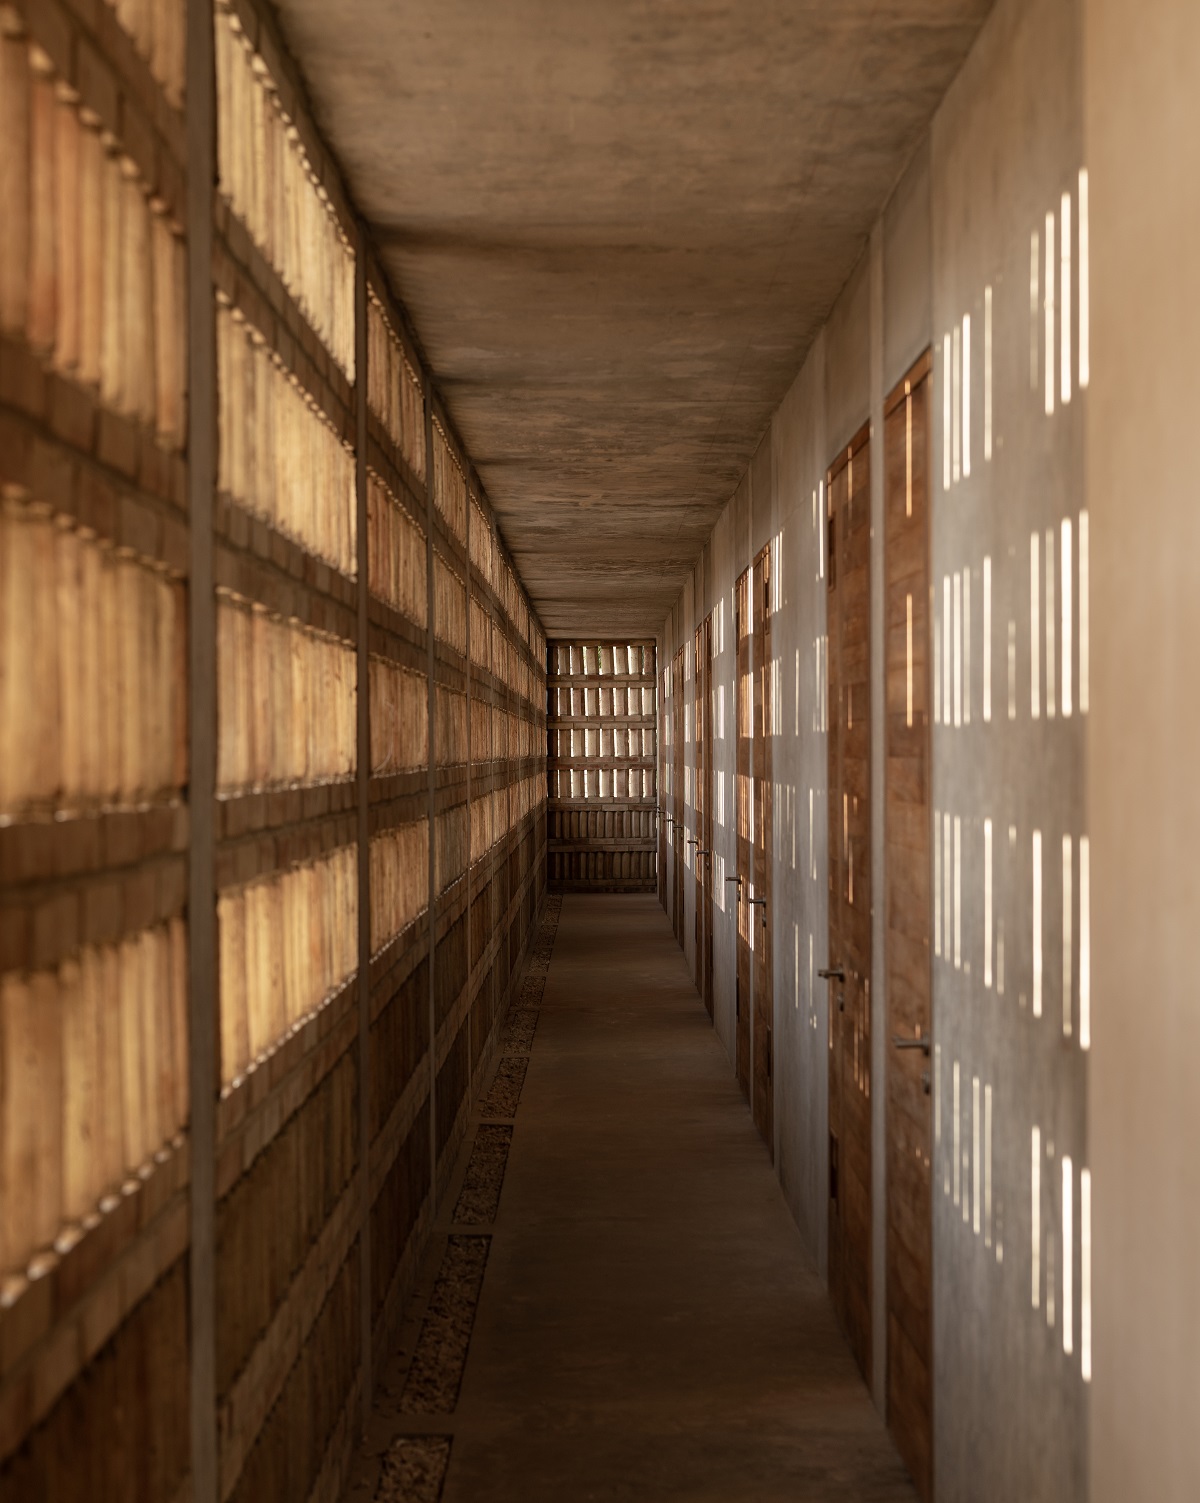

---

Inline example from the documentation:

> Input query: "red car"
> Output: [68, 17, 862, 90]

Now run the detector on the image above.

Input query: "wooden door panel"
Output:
[826, 423, 873, 1389]
[735, 570, 752, 1098]
[887, 1315, 932, 1494]
[889, 869, 931, 939]
[694, 623, 705, 998]
[889, 939, 933, 1017]
[884, 528, 928, 589]
[884, 353, 933, 1501]
[884, 755, 928, 812]
[701, 616, 715, 1018]
[751, 546, 773, 1154]
[672, 647, 685, 941]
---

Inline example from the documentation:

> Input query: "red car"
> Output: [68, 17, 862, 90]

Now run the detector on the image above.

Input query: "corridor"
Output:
[1, 0, 1197, 1498]
[351, 895, 915, 1503]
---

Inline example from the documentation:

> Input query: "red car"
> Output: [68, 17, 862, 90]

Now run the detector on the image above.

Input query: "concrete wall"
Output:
[1086, 0, 1200, 1498]
[929, 1, 1087, 1498]
[659, 0, 1108, 1498]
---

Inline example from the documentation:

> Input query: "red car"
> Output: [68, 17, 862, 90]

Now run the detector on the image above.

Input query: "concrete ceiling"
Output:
[273, 0, 992, 636]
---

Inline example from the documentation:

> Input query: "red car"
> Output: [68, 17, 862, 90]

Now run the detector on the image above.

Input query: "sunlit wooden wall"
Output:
[0, 0, 548, 1497]
[546, 641, 658, 891]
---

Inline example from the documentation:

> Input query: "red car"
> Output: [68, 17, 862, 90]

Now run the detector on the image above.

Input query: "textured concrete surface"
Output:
[271, 0, 992, 634]
[442, 894, 917, 1501]
[658, 3, 1097, 1497]
[929, 1, 1087, 1497]
[1086, 0, 1200, 1495]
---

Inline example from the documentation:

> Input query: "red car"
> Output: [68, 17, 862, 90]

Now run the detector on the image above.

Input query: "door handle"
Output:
[818, 966, 845, 982]
[748, 898, 767, 908]
[893, 1035, 932, 1056]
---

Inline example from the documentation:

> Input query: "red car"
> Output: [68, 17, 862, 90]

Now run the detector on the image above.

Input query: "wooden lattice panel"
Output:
[367, 293, 424, 483]
[215, 1, 355, 378]
[547, 640, 657, 891]
[216, 302, 356, 575]
[0, 0, 549, 1493]
[0, 33, 187, 441]
[0, 2, 192, 1346]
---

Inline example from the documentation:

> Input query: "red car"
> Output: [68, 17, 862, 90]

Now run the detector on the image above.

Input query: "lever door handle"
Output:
[748, 898, 767, 908]
[893, 1036, 932, 1056]
[686, 838, 697, 847]
[818, 966, 845, 982]
[725, 875, 742, 885]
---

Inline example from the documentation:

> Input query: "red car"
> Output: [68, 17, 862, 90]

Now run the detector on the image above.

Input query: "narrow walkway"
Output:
[352, 893, 917, 1502]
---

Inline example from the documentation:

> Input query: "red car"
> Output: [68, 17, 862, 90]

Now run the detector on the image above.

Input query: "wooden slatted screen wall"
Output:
[210, 20, 368, 1492]
[0, 1, 548, 1496]
[546, 640, 658, 891]
[0, 10, 193, 1497]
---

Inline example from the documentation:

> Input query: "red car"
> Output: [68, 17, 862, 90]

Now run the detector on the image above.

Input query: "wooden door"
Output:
[702, 616, 714, 1018]
[672, 647, 685, 941]
[694, 617, 714, 1018]
[734, 569, 752, 1098]
[693, 622, 705, 996]
[751, 546, 773, 1153]
[884, 353, 934, 1499]
[658, 651, 667, 905]
[826, 422, 873, 1384]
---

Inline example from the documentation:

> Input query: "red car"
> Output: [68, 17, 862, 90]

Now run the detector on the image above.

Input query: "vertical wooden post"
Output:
[187, 0, 218, 1498]
[354, 228, 372, 1425]
[424, 384, 438, 1212]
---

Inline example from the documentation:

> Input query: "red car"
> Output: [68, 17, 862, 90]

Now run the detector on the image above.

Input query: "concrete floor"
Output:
[424, 892, 918, 1501]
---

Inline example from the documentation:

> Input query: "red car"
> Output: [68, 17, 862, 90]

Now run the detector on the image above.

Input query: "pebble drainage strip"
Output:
[370, 893, 564, 1501]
